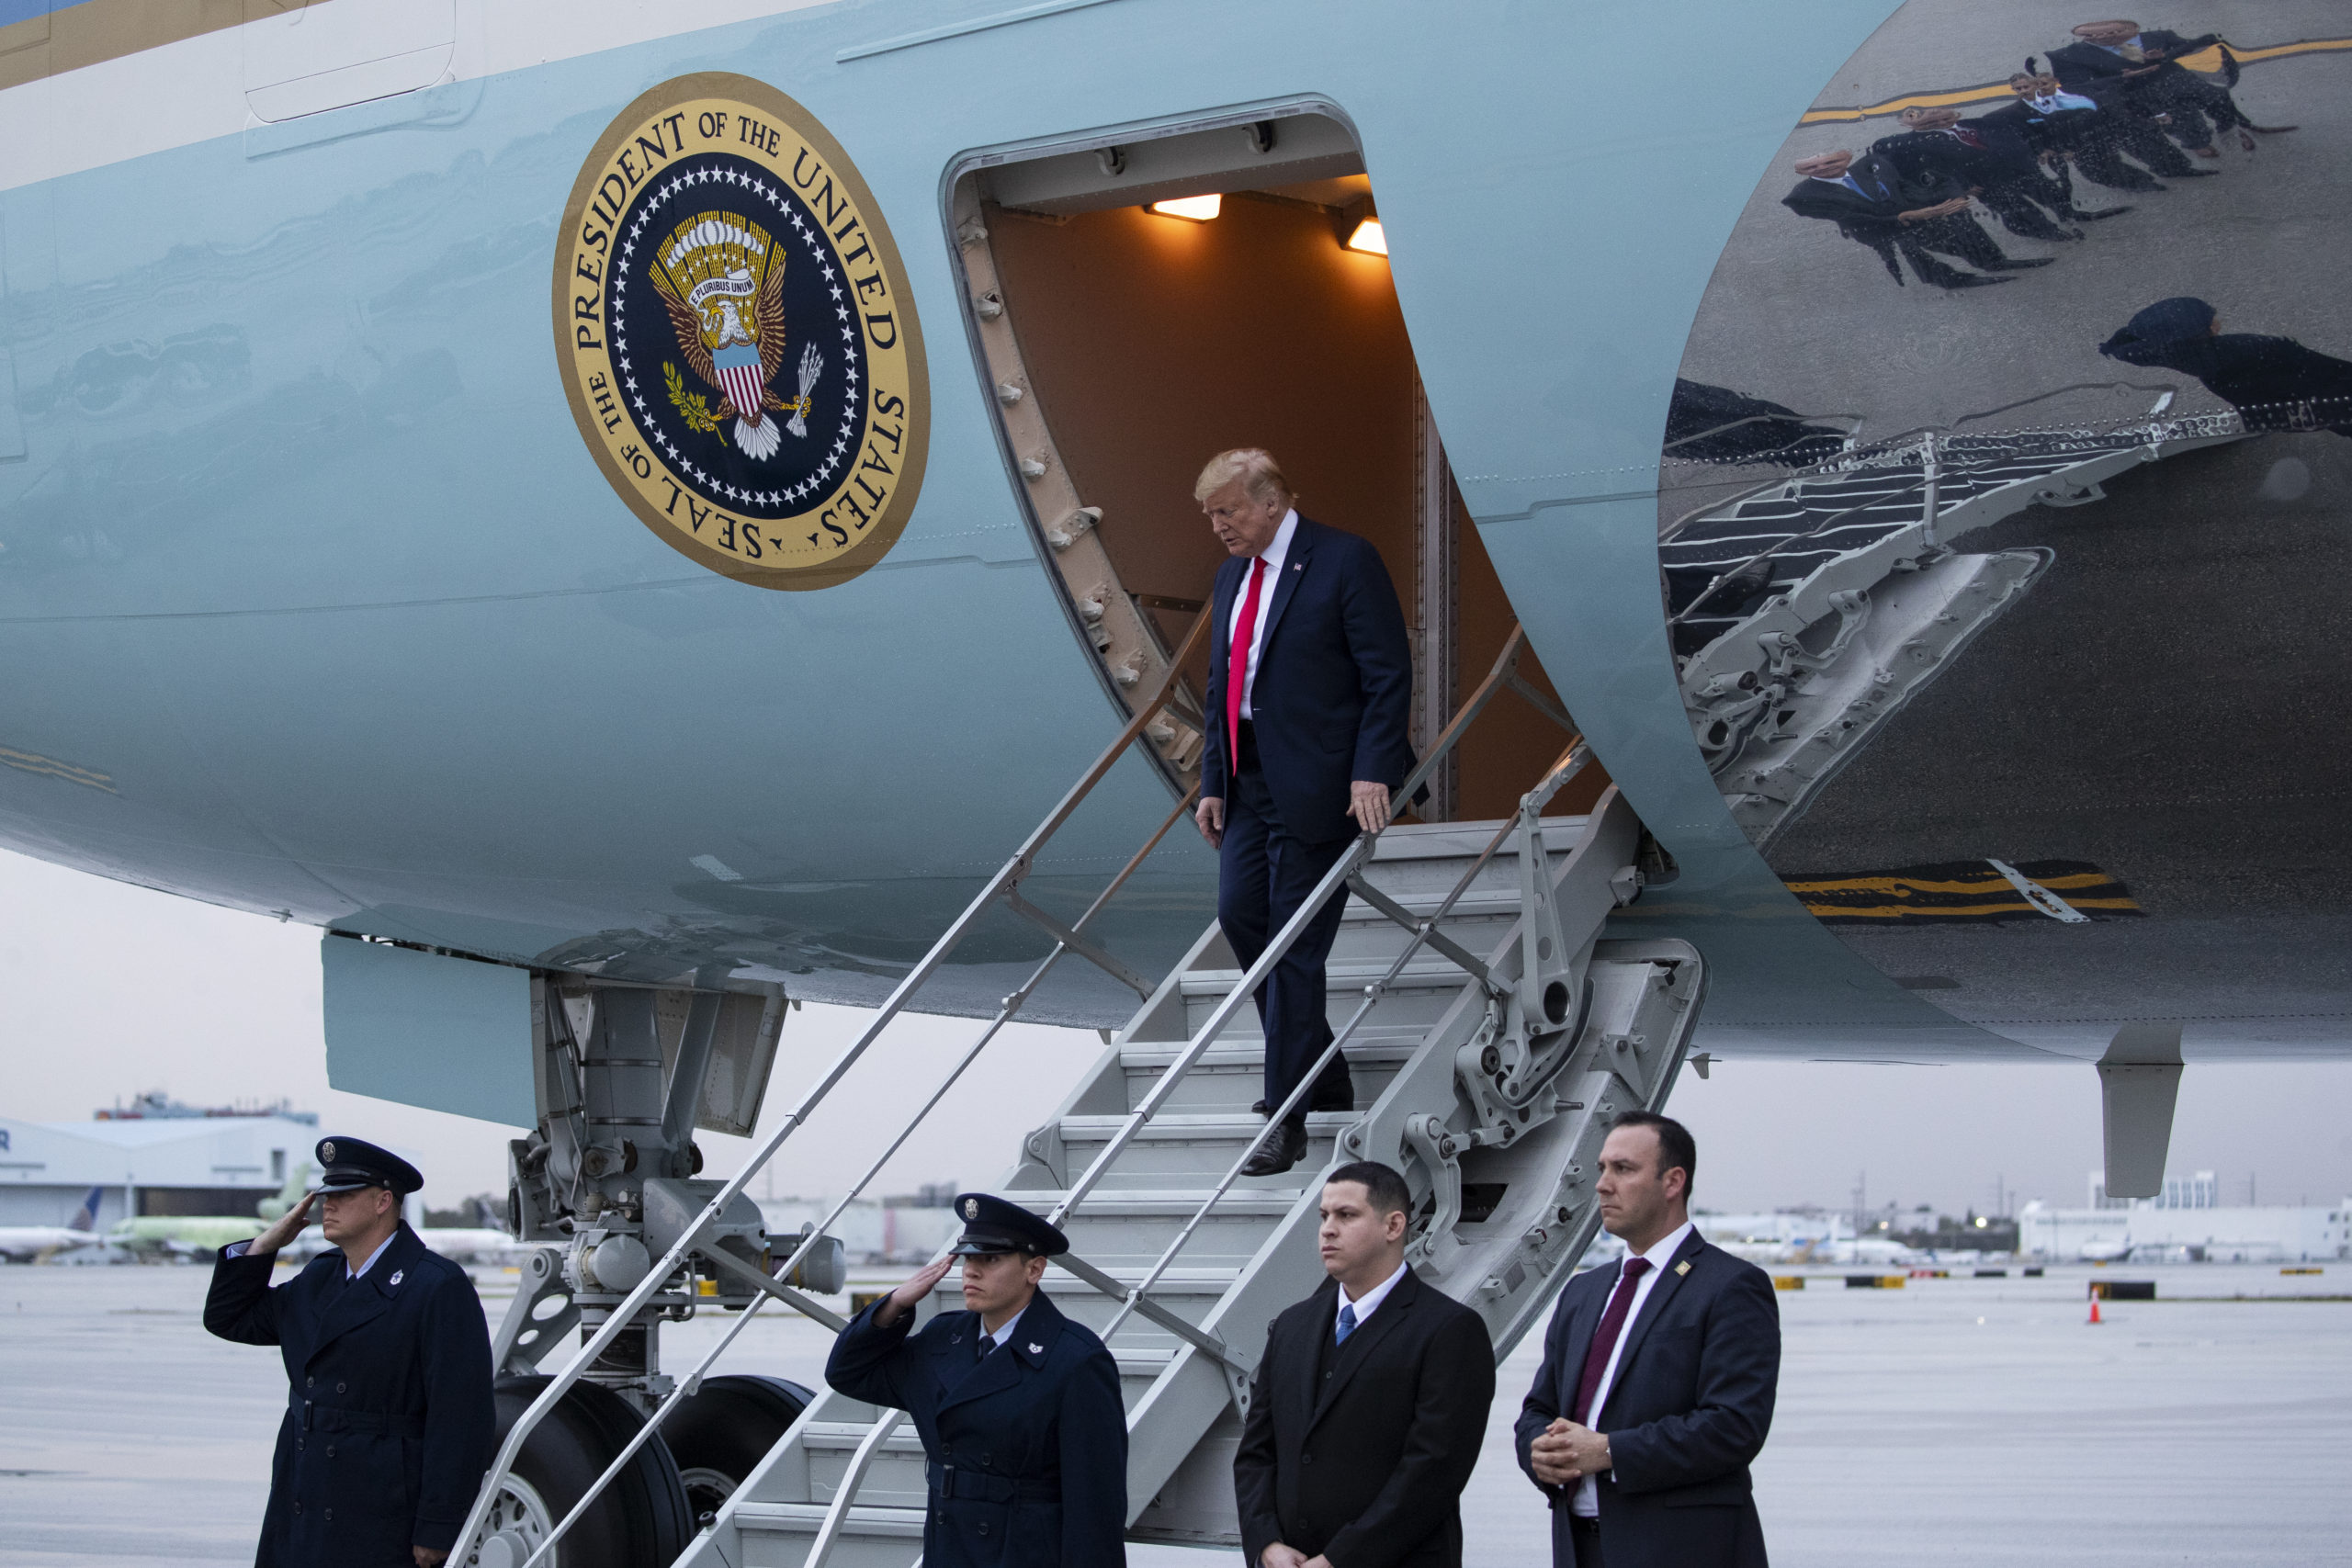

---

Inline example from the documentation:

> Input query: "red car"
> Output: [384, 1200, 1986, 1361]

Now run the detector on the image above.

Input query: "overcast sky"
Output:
[6, 847, 2347, 1217]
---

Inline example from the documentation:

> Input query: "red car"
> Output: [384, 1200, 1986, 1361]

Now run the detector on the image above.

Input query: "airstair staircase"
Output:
[459, 620, 1705, 1568]
[1663, 400, 2246, 844]
[696, 795, 1702, 1564]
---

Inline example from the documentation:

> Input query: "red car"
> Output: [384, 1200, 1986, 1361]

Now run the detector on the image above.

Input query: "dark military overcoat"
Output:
[826, 1287, 1127, 1568]
[206, 1223, 496, 1566]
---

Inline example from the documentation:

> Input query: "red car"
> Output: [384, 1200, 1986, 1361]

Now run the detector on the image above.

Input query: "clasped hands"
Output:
[1195, 783, 1392, 850]
[1261, 1548, 1332, 1568]
[1528, 1418, 1612, 1486]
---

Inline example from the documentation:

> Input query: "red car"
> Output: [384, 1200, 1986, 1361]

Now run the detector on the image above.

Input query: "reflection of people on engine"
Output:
[1871, 104, 2120, 242]
[1781, 149, 2050, 290]
[1979, 71, 2188, 194]
[2049, 20, 2296, 157]
[2101, 298, 2352, 436]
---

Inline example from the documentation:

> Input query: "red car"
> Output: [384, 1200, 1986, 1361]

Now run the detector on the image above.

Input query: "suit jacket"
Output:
[1234, 1266, 1496, 1568]
[826, 1289, 1126, 1568]
[1779, 152, 1957, 243]
[1199, 515, 1416, 844]
[2049, 30, 2214, 96]
[205, 1224, 496, 1567]
[1871, 124, 2039, 189]
[1514, 1232, 1780, 1568]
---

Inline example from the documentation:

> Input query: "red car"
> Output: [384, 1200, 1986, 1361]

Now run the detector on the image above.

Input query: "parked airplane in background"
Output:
[107, 1165, 317, 1261]
[0, 1187, 106, 1262]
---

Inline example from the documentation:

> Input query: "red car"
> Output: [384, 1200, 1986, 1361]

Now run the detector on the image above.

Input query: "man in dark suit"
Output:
[1516, 1113, 1780, 1568]
[826, 1193, 1127, 1568]
[1781, 149, 2047, 290]
[1871, 104, 2116, 241]
[205, 1137, 496, 1568]
[1980, 71, 2182, 193]
[1234, 1161, 1495, 1568]
[1193, 449, 1416, 1177]
[2050, 21, 2290, 156]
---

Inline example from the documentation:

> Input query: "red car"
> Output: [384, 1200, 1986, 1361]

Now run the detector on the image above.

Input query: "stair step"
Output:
[734, 1501, 926, 1538]
[1032, 1189, 1305, 1218]
[1057, 1111, 1353, 1142]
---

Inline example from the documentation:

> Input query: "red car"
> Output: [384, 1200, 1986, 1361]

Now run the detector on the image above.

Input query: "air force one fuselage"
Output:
[0, 0, 2344, 1099]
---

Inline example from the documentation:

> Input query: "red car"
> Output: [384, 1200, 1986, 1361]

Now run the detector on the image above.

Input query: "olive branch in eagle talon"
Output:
[663, 363, 723, 434]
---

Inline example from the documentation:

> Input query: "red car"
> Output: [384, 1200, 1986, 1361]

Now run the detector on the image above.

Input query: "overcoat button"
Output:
[336, 1382, 348, 1394]
[325, 1445, 335, 1458]
[325, 1507, 333, 1521]
[293, 1503, 302, 1515]
[978, 1523, 990, 1537]
[981, 1453, 992, 1466]
[306, 1376, 315, 1388]
[1303, 1452, 1314, 1465]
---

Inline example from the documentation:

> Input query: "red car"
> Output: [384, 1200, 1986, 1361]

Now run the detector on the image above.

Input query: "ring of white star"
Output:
[609, 160, 866, 517]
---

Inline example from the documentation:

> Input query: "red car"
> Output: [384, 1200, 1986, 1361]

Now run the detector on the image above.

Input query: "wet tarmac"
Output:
[1, 1260, 2346, 1564]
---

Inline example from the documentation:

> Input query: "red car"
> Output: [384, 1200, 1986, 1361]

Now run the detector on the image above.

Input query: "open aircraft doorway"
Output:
[946, 104, 1604, 825]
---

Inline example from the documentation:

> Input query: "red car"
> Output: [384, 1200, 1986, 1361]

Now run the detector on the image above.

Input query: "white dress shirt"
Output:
[1229, 508, 1299, 722]
[346, 1230, 398, 1280]
[1572, 1220, 1696, 1517]
[1335, 1259, 1408, 1336]
[978, 1303, 1027, 1357]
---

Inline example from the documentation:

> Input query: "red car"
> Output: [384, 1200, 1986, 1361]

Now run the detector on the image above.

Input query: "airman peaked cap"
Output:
[946, 1192, 1069, 1258]
[313, 1137, 423, 1196]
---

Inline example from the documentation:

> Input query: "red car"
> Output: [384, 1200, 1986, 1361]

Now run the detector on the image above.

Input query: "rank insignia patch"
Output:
[555, 74, 929, 590]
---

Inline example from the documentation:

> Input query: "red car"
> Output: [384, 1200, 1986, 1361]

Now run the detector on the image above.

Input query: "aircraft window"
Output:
[242, 0, 456, 124]
[947, 107, 1600, 821]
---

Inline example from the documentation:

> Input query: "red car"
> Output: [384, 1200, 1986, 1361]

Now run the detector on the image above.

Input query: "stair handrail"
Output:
[1043, 623, 1572, 1229]
[1091, 732, 1590, 1348]
[463, 610, 1213, 1565]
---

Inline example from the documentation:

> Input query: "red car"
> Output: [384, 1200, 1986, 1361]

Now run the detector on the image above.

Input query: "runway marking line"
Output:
[1800, 34, 2352, 123]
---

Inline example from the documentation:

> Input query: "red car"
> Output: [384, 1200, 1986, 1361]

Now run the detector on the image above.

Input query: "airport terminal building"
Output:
[2021, 1172, 2352, 1264]
[0, 1096, 317, 1228]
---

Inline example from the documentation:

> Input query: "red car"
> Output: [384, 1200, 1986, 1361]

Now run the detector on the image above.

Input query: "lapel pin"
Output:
[1028, 1342, 1044, 1355]
[389, 1269, 403, 1287]
[1675, 1260, 1691, 1277]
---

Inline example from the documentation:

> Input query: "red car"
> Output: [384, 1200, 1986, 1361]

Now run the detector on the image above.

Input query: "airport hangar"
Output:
[0, 1104, 317, 1228]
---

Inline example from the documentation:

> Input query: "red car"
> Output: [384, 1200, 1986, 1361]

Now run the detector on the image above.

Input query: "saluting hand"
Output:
[413, 1548, 449, 1567]
[248, 1192, 316, 1257]
[875, 1255, 954, 1327]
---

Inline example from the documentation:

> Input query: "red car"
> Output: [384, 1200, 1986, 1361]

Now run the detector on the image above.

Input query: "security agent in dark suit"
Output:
[2050, 21, 2292, 156]
[1781, 150, 2048, 291]
[204, 1138, 495, 1568]
[825, 1193, 1127, 1568]
[2100, 296, 2352, 436]
[1871, 104, 2118, 242]
[1234, 1161, 1496, 1568]
[1193, 449, 1417, 1178]
[1980, 71, 2184, 193]
[1517, 1114, 1780, 1568]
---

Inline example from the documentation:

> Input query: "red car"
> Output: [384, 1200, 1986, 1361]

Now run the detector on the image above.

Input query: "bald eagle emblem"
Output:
[963, 1198, 980, 1220]
[650, 211, 822, 461]
[320, 1141, 336, 1162]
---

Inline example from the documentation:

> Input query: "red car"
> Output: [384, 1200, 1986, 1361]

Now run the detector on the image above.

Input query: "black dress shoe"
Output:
[1238, 1121, 1308, 1178]
[1251, 1082, 1354, 1119]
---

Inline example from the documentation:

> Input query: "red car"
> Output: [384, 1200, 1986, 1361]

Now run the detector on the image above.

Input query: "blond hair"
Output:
[1193, 448, 1293, 506]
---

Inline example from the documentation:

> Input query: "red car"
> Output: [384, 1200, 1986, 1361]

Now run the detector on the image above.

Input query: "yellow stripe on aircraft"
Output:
[1799, 35, 2352, 124]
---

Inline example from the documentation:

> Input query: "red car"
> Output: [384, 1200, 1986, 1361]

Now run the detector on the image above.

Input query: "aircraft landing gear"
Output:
[663, 1374, 813, 1530]
[479, 1375, 693, 1568]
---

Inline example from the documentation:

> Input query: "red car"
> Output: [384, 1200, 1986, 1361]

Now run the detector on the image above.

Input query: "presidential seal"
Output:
[555, 74, 928, 589]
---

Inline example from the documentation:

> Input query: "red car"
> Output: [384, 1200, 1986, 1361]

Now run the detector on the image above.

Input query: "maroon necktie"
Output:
[1571, 1258, 1653, 1425]
[1226, 557, 1268, 769]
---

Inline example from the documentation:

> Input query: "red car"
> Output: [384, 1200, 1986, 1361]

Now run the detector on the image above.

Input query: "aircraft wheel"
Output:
[663, 1375, 813, 1529]
[477, 1375, 694, 1568]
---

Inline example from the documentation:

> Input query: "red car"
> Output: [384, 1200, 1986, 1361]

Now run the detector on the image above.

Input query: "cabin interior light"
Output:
[1148, 194, 1222, 222]
[1345, 216, 1389, 255]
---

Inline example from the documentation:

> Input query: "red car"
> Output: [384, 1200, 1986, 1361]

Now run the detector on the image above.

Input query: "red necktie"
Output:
[1226, 557, 1268, 771]
[1571, 1257, 1653, 1425]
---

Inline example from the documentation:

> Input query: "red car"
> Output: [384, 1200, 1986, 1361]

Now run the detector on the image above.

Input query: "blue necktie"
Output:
[1335, 1303, 1358, 1344]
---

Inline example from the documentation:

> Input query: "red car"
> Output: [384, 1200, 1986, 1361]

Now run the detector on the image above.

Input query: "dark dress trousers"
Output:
[1780, 153, 2008, 288]
[204, 1224, 496, 1567]
[1199, 516, 1415, 1124]
[1869, 125, 2074, 240]
[1514, 1232, 1780, 1568]
[1234, 1267, 1497, 1568]
[825, 1288, 1127, 1568]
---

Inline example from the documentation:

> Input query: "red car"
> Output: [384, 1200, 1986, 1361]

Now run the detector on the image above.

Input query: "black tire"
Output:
[484, 1374, 695, 1568]
[662, 1375, 814, 1530]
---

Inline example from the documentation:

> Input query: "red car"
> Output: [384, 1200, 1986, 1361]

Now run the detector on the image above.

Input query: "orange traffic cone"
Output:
[2087, 1287, 2103, 1325]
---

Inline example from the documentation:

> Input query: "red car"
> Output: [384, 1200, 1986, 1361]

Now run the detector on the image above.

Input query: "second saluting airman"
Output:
[825, 1192, 1128, 1567]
